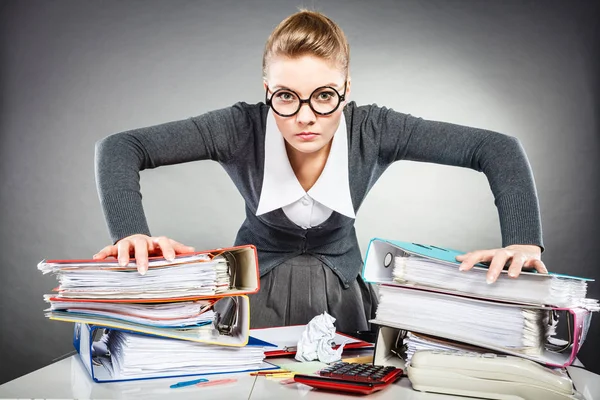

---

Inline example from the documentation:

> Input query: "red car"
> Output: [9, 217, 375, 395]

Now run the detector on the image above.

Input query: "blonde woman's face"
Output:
[264, 55, 349, 155]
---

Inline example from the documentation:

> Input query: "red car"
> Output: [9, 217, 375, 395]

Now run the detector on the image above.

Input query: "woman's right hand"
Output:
[92, 234, 196, 275]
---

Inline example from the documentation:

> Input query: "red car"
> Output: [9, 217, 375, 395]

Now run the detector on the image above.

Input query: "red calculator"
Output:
[293, 362, 403, 395]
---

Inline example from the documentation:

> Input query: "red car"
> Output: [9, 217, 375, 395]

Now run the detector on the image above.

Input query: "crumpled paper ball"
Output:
[295, 311, 346, 363]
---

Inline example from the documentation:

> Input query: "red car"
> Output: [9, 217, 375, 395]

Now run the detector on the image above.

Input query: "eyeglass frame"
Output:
[265, 82, 347, 117]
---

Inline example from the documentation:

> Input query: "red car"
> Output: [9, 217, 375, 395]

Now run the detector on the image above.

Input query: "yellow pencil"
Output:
[265, 372, 296, 378]
[250, 369, 291, 376]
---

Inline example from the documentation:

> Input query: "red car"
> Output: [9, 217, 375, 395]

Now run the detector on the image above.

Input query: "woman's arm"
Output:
[94, 103, 253, 272]
[374, 106, 545, 282]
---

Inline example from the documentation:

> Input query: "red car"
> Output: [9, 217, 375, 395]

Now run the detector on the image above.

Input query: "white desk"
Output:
[0, 355, 256, 400]
[1, 353, 599, 400]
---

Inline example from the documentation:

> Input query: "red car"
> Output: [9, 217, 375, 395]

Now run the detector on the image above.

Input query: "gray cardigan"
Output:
[95, 101, 543, 288]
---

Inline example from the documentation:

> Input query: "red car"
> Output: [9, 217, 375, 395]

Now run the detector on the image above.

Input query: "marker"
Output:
[195, 378, 238, 387]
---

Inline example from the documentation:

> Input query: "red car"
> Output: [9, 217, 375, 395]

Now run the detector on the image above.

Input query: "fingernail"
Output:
[486, 276, 495, 284]
[92, 254, 99, 259]
[189, 247, 195, 252]
[118, 258, 127, 267]
[459, 263, 466, 271]
[166, 253, 175, 261]
[139, 266, 147, 275]
[508, 272, 516, 278]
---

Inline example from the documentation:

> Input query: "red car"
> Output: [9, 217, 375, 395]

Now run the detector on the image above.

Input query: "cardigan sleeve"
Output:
[371, 104, 543, 250]
[94, 102, 255, 243]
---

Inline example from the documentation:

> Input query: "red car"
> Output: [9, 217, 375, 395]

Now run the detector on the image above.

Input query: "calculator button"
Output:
[316, 362, 402, 384]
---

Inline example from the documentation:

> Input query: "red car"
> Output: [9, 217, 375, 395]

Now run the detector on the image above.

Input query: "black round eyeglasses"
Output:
[265, 83, 347, 117]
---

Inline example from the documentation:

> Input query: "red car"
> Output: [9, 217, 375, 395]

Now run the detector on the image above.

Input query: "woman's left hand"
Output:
[455, 244, 547, 284]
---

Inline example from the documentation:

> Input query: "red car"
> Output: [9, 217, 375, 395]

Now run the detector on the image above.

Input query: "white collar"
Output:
[256, 109, 355, 219]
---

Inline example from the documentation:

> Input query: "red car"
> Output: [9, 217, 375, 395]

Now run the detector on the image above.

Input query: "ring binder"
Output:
[39, 244, 275, 383]
[363, 238, 598, 369]
[362, 238, 597, 308]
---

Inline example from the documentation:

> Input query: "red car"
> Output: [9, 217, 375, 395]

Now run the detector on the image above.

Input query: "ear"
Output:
[263, 80, 269, 91]
[343, 77, 352, 104]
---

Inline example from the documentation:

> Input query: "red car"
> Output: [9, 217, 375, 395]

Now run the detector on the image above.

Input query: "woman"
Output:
[93, 10, 546, 333]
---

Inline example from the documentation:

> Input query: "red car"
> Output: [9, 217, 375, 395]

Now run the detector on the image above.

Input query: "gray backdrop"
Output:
[1, 0, 598, 384]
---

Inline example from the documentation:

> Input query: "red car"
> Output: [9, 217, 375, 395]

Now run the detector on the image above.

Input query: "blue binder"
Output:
[362, 237, 593, 285]
[73, 323, 279, 383]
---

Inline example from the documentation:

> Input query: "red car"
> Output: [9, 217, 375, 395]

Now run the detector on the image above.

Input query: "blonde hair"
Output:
[262, 10, 350, 79]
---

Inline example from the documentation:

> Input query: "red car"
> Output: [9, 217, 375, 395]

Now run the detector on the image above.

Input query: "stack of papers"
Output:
[402, 332, 490, 364]
[375, 285, 553, 355]
[38, 245, 266, 382]
[39, 254, 231, 300]
[96, 330, 268, 380]
[38, 253, 232, 335]
[365, 239, 599, 369]
[393, 255, 597, 308]
[47, 298, 215, 328]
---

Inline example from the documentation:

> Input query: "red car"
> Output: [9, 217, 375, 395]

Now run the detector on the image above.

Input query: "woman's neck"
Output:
[285, 141, 332, 192]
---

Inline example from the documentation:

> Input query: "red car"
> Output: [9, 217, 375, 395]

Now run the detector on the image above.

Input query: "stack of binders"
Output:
[38, 245, 276, 382]
[361, 239, 599, 370]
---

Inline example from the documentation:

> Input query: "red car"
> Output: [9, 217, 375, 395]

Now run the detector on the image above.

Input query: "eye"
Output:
[274, 91, 296, 102]
[314, 90, 336, 102]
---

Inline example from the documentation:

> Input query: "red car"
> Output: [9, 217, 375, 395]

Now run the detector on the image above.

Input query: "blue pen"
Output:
[170, 377, 209, 388]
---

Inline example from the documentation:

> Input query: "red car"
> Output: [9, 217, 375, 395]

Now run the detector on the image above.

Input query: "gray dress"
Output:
[249, 254, 378, 333]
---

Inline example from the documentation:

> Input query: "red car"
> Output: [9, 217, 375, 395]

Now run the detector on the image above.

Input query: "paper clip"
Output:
[195, 378, 238, 387]
[170, 377, 209, 388]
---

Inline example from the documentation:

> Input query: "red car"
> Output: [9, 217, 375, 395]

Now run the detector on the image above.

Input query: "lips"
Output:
[296, 132, 319, 140]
